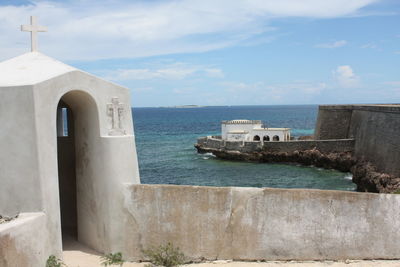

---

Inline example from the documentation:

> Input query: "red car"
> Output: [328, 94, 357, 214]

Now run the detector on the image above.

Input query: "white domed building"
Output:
[221, 120, 291, 142]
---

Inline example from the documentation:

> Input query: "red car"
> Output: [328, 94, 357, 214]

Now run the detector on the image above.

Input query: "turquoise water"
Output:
[133, 105, 356, 191]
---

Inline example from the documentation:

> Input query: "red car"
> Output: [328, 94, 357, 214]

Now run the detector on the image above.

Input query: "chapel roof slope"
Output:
[0, 52, 76, 87]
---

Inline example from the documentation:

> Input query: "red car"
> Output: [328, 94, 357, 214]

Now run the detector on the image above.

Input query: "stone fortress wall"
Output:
[315, 104, 400, 177]
[196, 104, 400, 192]
[197, 136, 355, 154]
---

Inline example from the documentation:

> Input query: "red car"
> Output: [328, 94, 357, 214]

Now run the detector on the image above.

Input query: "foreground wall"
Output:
[0, 213, 51, 267]
[123, 184, 400, 261]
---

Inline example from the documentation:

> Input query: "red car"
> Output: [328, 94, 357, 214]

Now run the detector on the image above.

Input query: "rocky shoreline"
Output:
[352, 161, 400, 193]
[195, 144, 400, 193]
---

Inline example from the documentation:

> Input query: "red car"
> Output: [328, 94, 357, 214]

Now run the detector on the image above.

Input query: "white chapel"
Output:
[0, 16, 140, 261]
[222, 120, 291, 142]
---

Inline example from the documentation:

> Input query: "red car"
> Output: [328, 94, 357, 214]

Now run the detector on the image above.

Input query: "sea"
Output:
[133, 105, 356, 191]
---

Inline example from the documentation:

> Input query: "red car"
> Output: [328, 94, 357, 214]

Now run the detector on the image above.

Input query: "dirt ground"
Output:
[62, 238, 400, 267]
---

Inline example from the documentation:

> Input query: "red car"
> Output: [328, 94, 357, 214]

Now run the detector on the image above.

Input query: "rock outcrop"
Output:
[195, 143, 400, 193]
[351, 161, 400, 193]
[197, 144, 356, 172]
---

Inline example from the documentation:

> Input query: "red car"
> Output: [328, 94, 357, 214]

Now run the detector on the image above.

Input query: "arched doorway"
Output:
[263, 136, 270, 142]
[56, 91, 100, 249]
[253, 135, 260, 141]
[273, 135, 280, 141]
[57, 100, 77, 239]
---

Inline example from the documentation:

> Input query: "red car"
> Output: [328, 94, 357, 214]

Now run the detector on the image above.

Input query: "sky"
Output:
[0, 0, 399, 107]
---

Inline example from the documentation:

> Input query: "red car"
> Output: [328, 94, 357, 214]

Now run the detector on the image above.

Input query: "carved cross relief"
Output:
[107, 97, 126, 136]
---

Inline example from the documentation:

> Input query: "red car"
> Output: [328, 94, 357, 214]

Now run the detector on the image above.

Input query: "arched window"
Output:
[263, 135, 270, 141]
[253, 135, 260, 141]
[273, 135, 280, 141]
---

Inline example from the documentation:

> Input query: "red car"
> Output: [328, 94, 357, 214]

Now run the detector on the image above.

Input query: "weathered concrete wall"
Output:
[197, 137, 354, 154]
[314, 105, 400, 177]
[0, 213, 51, 267]
[123, 184, 400, 261]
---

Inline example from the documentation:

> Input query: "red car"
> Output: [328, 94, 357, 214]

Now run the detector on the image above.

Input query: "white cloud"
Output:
[173, 87, 195, 94]
[204, 68, 224, 78]
[315, 40, 347, 48]
[0, 0, 379, 60]
[361, 43, 377, 49]
[333, 65, 360, 88]
[132, 86, 153, 92]
[384, 81, 400, 87]
[105, 62, 223, 81]
[220, 80, 326, 104]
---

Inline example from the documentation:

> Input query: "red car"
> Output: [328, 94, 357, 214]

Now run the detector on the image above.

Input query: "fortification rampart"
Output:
[123, 184, 400, 261]
[197, 136, 354, 154]
[315, 105, 400, 177]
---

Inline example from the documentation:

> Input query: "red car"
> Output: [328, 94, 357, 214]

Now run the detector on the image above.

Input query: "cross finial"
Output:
[21, 16, 47, 52]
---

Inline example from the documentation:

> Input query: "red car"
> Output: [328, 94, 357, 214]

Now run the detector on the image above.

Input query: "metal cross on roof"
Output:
[21, 16, 47, 52]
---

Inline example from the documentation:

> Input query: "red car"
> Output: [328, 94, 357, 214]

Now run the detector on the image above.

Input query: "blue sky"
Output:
[0, 0, 399, 107]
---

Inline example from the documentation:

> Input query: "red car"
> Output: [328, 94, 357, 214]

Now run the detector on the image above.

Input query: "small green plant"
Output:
[142, 242, 186, 267]
[100, 252, 125, 266]
[394, 189, 400, 194]
[45, 255, 65, 267]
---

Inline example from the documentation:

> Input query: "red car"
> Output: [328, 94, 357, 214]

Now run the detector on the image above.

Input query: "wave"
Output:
[201, 152, 216, 160]
[344, 174, 353, 180]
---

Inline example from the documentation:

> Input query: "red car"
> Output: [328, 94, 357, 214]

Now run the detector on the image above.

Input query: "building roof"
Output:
[227, 131, 249, 134]
[253, 128, 291, 131]
[0, 52, 76, 86]
[222, 119, 262, 124]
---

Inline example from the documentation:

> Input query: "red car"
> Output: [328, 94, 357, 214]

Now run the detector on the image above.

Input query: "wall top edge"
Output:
[125, 183, 395, 198]
[319, 104, 400, 113]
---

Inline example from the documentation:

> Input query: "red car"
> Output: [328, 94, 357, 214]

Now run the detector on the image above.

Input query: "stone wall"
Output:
[263, 139, 354, 154]
[123, 184, 400, 261]
[197, 137, 354, 154]
[314, 105, 353, 140]
[350, 107, 400, 177]
[314, 105, 400, 177]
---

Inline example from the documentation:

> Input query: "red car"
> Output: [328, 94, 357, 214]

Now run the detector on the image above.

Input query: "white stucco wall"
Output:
[222, 121, 290, 141]
[222, 122, 258, 140]
[0, 213, 51, 267]
[251, 128, 290, 141]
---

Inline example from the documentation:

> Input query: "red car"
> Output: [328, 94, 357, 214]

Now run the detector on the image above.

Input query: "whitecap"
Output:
[344, 174, 353, 180]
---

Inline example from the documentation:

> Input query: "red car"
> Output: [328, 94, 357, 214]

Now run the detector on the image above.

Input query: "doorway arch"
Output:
[253, 135, 260, 141]
[263, 136, 270, 142]
[56, 90, 100, 249]
[273, 135, 280, 141]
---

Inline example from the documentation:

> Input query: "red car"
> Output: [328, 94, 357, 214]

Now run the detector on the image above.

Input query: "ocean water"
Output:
[133, 105, 356, 191]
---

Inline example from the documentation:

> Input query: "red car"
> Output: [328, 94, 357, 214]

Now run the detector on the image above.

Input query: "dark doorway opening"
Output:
[253, 135, 260, 141]
[273, 135, 280, 141]
[263, 136, 270, 141]
[56, 100, 78, 240]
